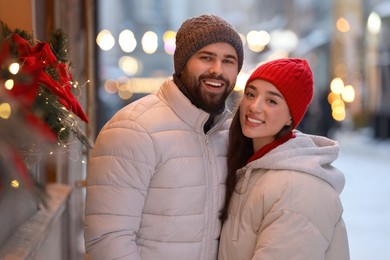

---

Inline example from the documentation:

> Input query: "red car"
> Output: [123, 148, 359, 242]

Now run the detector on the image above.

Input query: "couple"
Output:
[84, 14, 350, 260]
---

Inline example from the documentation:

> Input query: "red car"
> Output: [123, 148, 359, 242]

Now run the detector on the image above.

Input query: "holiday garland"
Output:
[0, 21, 90, 200]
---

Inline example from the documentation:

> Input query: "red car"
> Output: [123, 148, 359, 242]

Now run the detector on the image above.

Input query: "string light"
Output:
[11, 179, 20, 188]
[4, 79, 14, 90]
[8, 62, 20, 74]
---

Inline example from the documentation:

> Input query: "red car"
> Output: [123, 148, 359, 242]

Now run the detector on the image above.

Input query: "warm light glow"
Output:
[118, 56, 140, 76]
[8, 62, 20, 74]
[141, 31, 158, 54]
[331, 99, 345, 110]
[163, 30, 176, 41]
[331, 98, 346, 121]
[332, 106, 346, 121]
[367, 12, 381, 35]
[327, 92, 340, 104]
[330, 77, 344, 95]
[4, 79, 14, 90]
[0, 102, 11, 119]
[104, 79, 118, 94]
[163, 31, 176, 55]
[337, 17, 351, 33]
[119, 30, 137, 53]
[117, 82, 133, 100]
[164, 38, 176, 54]
[257, 30, 271, 46]
[96, 29, 115, 51]
[247, 30, 270, 52]
[235, 72, 251, 91]
[248, 44, 265, 52]
[11, 179, 20, 188]
[341, 85, 355, 103]
[123, 77, 167, 94]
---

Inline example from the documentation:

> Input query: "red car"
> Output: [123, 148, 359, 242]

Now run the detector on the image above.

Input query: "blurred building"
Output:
[94, 0, 390, 139]
[365, 0, 390, 139]
[95, 0, 332, 132]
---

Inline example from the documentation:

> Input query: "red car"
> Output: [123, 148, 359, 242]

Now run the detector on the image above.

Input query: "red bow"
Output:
[12, 34, 88, 122]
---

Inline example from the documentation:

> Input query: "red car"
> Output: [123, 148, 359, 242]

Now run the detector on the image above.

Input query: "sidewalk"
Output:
[332, 128, 390, 260]
[333, 128, 390, 158]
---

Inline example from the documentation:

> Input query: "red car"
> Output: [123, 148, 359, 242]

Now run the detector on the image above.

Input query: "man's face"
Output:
[180, 42, 239, 114]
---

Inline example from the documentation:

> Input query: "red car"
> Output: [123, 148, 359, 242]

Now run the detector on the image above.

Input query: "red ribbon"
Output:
[11, 34, 88, 122]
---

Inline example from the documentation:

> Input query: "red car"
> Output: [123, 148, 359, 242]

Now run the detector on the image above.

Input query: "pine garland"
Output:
[48, 30, 69, 63]
[0, 21, 90, 146]
[0, 21, 90, 201]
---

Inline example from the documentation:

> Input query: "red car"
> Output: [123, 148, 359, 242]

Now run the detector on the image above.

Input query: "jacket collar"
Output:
[158, 79, 231, 134]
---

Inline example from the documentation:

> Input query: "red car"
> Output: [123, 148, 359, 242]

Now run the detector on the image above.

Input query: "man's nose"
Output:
[209, 61, 223, 76]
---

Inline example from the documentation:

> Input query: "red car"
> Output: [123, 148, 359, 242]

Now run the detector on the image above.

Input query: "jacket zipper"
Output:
[204, 134, 215, 259]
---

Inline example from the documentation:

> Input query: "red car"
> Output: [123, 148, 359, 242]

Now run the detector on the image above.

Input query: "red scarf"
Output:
[247, 131, 295, 163]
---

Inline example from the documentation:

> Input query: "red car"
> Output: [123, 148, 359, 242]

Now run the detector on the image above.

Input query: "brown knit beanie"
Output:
[174, 14, 244, 75]
[246, 58, 314, 129]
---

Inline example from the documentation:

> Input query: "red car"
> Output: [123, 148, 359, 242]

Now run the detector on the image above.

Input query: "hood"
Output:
[245, 130, 345, 194]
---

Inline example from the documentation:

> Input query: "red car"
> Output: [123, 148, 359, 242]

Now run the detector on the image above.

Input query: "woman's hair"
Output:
[220, 108, 252, 222]
[219, 107, 294, 222]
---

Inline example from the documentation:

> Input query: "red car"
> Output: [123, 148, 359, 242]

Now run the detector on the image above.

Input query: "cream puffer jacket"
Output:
[84, 79, 231, 260]
[218, 132, 350, 260]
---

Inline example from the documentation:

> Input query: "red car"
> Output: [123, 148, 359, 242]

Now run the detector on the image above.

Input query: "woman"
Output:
[218, 58, 350, 260]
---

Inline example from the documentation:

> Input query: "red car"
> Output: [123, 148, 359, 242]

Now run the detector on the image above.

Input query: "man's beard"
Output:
[180, 73, 233, 114]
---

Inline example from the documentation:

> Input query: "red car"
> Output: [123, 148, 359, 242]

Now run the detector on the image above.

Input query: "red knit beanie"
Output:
[246, 58, 313, 129]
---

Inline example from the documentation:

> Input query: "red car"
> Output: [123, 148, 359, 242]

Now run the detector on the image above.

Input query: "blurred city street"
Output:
[333, 129, 390, 260]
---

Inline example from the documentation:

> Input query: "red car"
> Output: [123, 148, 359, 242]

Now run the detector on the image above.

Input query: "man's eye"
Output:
[201, 56, 211, 61]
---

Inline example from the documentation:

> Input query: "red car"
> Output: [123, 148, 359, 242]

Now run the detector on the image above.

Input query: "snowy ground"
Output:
[333, 129, 390, 260]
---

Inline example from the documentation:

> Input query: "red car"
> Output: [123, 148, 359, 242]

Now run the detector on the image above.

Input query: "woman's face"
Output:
[239, 79, 292, 151]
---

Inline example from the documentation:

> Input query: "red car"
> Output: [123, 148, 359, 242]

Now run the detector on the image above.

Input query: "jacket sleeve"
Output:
[324, 217, 350, 260]
[252, 210, 329, 260]
[84, 122, 155, 260]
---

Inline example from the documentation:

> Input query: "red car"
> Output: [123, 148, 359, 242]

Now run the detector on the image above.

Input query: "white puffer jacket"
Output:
[84, 79, 231, 260]
[218, 132, 350, 260]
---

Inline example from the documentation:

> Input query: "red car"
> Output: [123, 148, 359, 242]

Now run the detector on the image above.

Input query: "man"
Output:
[84, 14, 244, 260]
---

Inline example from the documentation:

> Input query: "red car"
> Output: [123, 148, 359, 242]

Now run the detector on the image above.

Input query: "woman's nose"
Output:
[249, 98, 263, 113]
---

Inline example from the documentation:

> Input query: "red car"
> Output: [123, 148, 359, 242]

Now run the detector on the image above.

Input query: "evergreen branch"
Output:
[48, 30, 69, 63]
